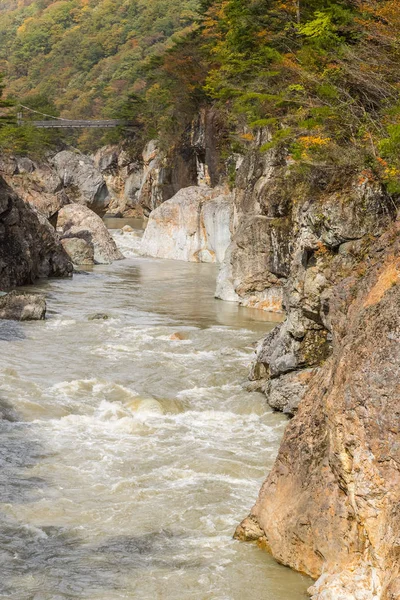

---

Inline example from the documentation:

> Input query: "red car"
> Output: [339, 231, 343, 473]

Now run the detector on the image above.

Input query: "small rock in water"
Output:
[88, 312, 110, 321]
[0, 291, 46, 321]
[170, 332, 185, 341]
[122, 225, 134, 233]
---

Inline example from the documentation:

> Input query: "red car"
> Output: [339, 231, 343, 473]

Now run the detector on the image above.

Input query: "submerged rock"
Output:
[0, 291, 46, 321]
[58, 204, 123, 265]
[0, 175, 72, 289]
[141, 185, 232, 263]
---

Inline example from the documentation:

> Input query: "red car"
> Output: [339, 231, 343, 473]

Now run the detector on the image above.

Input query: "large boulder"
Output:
[0, 176, 72, 289]
[58, 204, 123, 264]
[141, 186, 232, 263]
[0, 291, 46, 320]
[236, 221, 400, 599]
[51, 150, 110, 215]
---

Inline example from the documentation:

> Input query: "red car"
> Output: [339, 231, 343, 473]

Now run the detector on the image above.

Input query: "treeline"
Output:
[1, 0, 400, 192]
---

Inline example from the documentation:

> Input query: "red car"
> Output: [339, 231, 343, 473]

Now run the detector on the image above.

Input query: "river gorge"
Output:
[0, 222, 311, 599]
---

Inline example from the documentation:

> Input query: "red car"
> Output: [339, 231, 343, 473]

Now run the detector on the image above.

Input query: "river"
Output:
[0, 222, 311, 599]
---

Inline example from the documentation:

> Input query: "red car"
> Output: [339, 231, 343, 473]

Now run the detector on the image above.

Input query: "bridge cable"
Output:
[19, 104, 71, 121]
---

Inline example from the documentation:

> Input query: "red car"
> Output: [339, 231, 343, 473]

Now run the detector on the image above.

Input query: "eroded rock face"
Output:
[58, 204, 123, 265]
[51, 150, 110, 215]
[0, 175, 72, 289]
[141, 186, 232, 263]
[93, 145, 144, 217]
[0, 291, 46, 320]
[0, 155, 70, 224]
[236, 221, 400, 599]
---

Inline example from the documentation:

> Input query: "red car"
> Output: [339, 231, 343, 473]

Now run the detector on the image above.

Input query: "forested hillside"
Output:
[0, 0, 199, 136]
[1, 0, 400, 192]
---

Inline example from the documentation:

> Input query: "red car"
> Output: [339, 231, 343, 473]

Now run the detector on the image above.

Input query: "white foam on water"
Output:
[112, 229, 144, 257]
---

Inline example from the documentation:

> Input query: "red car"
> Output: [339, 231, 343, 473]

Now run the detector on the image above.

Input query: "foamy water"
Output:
[0, 223, 311, 599]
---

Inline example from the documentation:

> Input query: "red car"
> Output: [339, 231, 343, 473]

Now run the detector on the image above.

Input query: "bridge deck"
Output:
[30, 119, 124, 129]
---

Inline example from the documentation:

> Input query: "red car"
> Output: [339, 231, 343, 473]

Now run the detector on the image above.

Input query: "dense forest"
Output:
[1, 0, 400, 191]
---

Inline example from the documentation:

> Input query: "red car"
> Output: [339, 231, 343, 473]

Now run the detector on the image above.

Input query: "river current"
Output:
[0, 222, 311, 599]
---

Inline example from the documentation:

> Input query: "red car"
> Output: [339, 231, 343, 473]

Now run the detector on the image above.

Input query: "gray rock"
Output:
[265, 369, 316, 415]
[51, 150, 110, 215]
[61, 237, 94, 265]
[16, 156, 35, 174]
[58, 204, 123, 264]
[0, 291, 46, 321]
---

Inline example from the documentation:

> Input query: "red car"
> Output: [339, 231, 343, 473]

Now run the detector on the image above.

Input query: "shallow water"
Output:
[0, 223, 311, 599]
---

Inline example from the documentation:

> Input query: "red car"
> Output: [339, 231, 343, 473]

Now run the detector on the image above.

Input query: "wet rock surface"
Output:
[0, 291, 46, 321]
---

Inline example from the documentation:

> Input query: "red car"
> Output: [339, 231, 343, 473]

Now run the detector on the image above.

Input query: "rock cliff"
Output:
[236, 219, 400, 599]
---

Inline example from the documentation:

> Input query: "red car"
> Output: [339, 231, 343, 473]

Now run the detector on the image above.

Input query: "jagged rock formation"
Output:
[93, 145, 144, 217]
[236, 218, 400, 599]
[0, 175, 72, 289]
[141, 186, 232, 263]
[218, 146, 394, 414]
[51, 150, 110, 215]
[0, 155, 70, 224]
[58, 204, 123, 265]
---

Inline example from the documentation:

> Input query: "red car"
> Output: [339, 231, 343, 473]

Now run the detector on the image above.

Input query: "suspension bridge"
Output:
[17, 105, 127, 129]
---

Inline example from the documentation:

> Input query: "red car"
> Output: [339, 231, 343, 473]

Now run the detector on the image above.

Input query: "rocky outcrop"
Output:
[93, 145, 144, 217]
[218, 145, 395, 414]
[141, 186, 232, 263]
[0, 291, 46, 320]
[216, 149, 292, 311]
[236, 219, 400, 599]
[0, 175, 72, 289]
[58, 204, 123, 264]
[51, 150, 110, 215]
[0, 155, 69, 224]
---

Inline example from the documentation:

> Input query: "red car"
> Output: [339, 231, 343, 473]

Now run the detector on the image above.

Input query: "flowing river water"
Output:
[0, 221, 311, 599]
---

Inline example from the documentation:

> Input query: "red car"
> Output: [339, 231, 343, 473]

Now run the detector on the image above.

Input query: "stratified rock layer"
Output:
[0, 175, 72, 289]
[141, 186, 232, 263]
[236, 221, 400, 599]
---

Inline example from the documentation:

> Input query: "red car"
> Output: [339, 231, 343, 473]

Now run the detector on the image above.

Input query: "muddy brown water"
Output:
[0, 222, 312, 599]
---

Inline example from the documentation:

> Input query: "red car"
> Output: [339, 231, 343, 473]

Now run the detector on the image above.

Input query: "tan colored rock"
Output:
[170, 332, 185, 341]
[58, 204, 123, 265]
[141, 186, 232, 263]
[236, 224, 400, 599]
